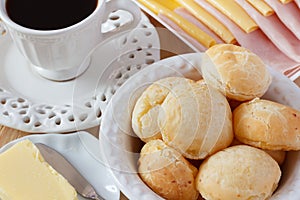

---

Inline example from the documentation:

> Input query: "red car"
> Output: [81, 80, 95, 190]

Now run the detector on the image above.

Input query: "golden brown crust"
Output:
[138, 140, 199, 200]
[196, 145, 281, 200]
[205, 44, 272, 101]
[263, 149, 286, 165]
[233, 98, 300, 151]
[158, 80, 233, 159]
[231, 138, 286, 165]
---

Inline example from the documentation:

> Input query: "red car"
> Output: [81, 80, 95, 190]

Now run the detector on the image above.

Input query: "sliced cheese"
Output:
[279, 0, 293, 4]
[155, 0, 180, 11]
[138, 0, 216, 48]
[0, 140, 78, 200]
[176, 0, 236, 44]
[246, 0, 274, 16]
[205, 0, 258, 33]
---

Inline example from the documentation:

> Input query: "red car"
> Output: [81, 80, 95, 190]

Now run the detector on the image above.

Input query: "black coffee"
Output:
[6, 0, 98, 30]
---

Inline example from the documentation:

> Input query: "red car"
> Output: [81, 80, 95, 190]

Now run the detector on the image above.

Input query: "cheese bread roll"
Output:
[263, 149, 286, 166]
[231, 138, 286, 165]
[158, 79, 233, 159]
[132, 77, 192, 142]
[233, 98, 300, 151]
[138, 139, 199, 200]
[196, 145, 281, 200]
[204, 44, 272, 101]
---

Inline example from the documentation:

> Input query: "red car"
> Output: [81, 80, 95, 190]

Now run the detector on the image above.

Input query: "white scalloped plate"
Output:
[0, 131, 120, 200]
[99, 53, 300, 200]
[0, 11, 160, 133]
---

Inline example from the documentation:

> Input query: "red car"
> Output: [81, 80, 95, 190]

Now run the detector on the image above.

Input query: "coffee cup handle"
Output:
[0, 19, 7, 36]
[101, 0, 141, 40]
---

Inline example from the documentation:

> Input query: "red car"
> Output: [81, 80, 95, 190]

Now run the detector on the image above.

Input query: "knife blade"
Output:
[35, 143, 104, 200]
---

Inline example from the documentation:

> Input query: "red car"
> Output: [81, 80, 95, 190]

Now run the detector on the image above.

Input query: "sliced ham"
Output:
[284, 66, 300, 79]
[235, 0, 300, 63]
[195, 0, 299, 76]
[264, 0, 300, 40]
[158, 13, 207, 52]
[174, 8, 224, 44]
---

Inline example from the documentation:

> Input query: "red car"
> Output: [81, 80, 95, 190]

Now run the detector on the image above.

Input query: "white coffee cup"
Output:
[0, 0, 141, 81]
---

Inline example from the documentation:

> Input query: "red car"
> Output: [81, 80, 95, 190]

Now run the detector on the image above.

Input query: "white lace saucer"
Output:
[0, 11, 160, 133]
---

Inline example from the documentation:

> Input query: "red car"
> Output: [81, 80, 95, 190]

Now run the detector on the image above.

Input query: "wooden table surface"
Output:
[0, 13, 299, 200]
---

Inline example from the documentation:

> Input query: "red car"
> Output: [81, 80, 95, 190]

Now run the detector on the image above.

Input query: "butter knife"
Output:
[35, 143, 104, 200]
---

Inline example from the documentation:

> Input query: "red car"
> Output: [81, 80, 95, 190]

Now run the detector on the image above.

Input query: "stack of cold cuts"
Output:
[138, 0, 300, 78]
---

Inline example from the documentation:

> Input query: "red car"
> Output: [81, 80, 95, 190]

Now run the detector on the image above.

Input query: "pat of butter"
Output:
[0, 140, 78, 200]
